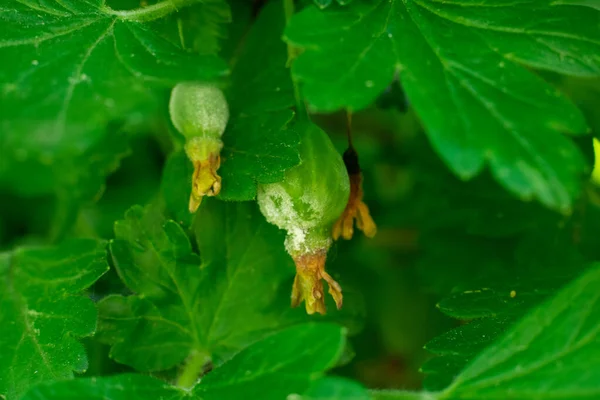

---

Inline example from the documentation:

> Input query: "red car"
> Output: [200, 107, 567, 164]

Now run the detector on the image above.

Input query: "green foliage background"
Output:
[1, 0, 600, 399]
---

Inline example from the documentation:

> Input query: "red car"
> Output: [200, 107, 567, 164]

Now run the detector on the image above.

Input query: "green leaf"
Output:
[21, 374, 187, 400]
[439, 262, 600, 399]
[0, 0, 227, 212]
[227, 1, 294, 116]
[216, 1, 299, 200]
[285, 0, 598, 211]
[161, 150, 195, 226]
[197, 323, 346, 400]
[156, 0, 232, 55]
[0, 0, 227, 152]
[218, 111, 299, 200]
[422, 318, 514, 391]
[420, 218, 587, 391]
[437, 280, 558, 320]
[22, 323, 346, 400]
[300, 377, 370, 400]
[0, 239, 109, 399]
[98, 199, 313, 372]
[377, 263, 600, 399]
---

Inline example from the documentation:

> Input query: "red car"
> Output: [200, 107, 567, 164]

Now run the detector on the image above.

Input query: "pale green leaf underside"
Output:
[0, 239, 109, 399]
[286, 0, 598, 212]
[371, 391, 437, 400]
[302, 377, 371, 400]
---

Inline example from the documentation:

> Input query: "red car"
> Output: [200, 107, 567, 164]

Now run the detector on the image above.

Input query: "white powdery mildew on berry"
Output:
[257, 182, 327, 255]
[285, 227, 308, 255]
[258, 183, 298, 229]
[300, 189, 326, 222]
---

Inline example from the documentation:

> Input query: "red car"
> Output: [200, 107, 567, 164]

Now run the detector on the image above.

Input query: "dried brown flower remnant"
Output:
[188, 151, 222, 212]
[291, 250, 343, 315]
[333, 147, 377, 240]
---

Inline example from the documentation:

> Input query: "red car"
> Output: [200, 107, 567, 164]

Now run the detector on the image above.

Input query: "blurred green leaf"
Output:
[0, 239, 109, 399]
[371, 390, 436, 400]
[300, 376, 370, 400]
[313, 0, 333, 9]
[285, 0, 599, 212]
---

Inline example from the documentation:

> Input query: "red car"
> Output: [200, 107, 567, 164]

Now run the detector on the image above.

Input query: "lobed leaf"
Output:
[197, 323, 346, 400]
[98, 199, 317, 372]
[20, 374, 186, 400]
[0, 239, 109, 399]
[440, 262, 600, 399]
[0, 0, 228, 212]
[285, 0, 600, 212]
[0, 0, 227, 154]
[23, 323, 346, 400]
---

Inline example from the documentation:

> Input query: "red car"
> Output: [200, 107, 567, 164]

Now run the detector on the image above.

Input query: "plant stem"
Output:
[176, 350, 211, 389]
[104, 0, 199, 22]
[346, 110, 354, 148]
[283, 0, 308, 119]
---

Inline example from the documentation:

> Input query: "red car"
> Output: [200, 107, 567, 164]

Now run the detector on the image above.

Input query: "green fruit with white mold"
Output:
[169, 82, 229, 212]
[257, 121, 350, 314]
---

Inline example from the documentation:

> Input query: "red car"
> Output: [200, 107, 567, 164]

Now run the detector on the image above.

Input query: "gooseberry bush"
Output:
[2, 0, 600, 399]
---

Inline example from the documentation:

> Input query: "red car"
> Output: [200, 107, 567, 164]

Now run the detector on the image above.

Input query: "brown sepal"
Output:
[291, 250, 343, 315]
[333, 171, 377, 240]
[189, 153, 221, 213]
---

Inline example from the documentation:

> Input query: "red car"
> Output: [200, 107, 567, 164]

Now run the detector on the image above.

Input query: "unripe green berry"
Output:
[258, 121, 349, 255]
[257, 121, 350, 314]
[169, 82, 229, 140]
[168, 82, 229, 212]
